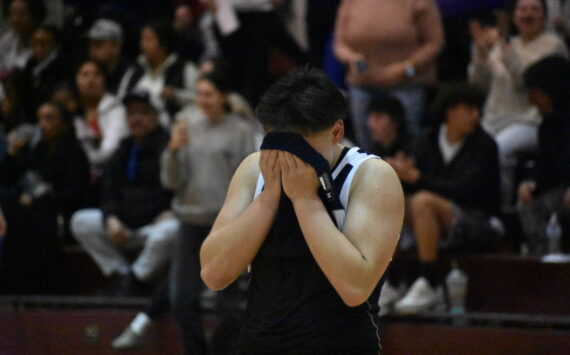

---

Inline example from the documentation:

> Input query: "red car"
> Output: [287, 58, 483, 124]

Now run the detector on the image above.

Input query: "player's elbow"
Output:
[200, 265, 229, 291]
[338, 285, 374, 308]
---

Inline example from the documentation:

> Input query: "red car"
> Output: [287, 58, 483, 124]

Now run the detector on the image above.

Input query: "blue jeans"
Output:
[487, 123, 538, 206]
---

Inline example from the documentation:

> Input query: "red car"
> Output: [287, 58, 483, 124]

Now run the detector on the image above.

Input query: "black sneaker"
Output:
[117, 272, 153, 297]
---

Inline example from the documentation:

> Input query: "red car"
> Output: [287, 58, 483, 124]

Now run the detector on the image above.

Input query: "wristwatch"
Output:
[404, 63, 416, 79]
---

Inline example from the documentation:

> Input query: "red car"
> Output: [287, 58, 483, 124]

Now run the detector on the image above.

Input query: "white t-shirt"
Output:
[438, 124, 464, 164]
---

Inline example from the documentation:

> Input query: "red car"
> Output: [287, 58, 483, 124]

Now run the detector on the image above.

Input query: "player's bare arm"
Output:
[280, 151, 404, 306]
[200, 150, 281, 290]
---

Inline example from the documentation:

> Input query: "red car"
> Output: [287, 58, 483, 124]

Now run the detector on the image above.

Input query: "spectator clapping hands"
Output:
[386, 152, 420, 184]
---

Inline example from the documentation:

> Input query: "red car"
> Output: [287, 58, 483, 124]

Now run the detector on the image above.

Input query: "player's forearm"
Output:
[200, 190, 279, 290]
[292, 197, 381, 307]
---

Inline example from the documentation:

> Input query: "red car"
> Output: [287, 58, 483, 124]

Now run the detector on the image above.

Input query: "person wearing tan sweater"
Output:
[334, 0, 444, 147]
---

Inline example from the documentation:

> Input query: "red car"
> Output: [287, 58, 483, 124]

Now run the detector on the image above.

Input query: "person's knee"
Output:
[71, 209, 103, 240]
[145, 234, 176, 258]
[145, 220, 179, 249]
[410, 191, 438, 214]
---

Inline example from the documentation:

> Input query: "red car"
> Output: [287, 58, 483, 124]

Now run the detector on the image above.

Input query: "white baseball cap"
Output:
[88, 19, 123, 42]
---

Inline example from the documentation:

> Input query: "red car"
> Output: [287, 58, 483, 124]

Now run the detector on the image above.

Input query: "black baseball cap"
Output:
[123, 91, 157, 111]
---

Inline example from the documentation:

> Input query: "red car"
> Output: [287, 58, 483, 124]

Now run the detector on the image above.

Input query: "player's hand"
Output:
[259, 150, 281, 199]
[279, 151, 319, 202]
[518, 180, 536, 205]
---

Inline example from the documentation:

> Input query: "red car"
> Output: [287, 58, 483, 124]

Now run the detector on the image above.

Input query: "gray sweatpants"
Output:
[71, 209, 179, 281]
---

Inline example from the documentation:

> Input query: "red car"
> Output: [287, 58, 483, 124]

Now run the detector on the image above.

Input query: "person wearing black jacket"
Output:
[71, 91, 178, 295]
[388, 83, 501, 314]
[0, 102, 89, 294]
[518, 56, 570, 254]
[12, 25, 70, 127]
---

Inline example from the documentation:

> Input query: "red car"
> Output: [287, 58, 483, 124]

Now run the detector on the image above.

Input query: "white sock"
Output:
[129, 312, 152, 336]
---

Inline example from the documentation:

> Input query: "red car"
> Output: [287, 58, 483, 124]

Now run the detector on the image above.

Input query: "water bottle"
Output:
[546, 213, 562, 255]
[446, 261, 468, 315]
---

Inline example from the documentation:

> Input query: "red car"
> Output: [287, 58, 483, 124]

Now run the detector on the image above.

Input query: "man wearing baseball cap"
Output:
[71, 90, 178, 296]
[88, 19, 132, 95]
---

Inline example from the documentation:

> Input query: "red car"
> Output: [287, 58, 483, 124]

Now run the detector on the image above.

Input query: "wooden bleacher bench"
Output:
[381, 312, 570, 355]
[60, 245, 570, 315]
[394, 252, 570, 315]
[378, 252, 570, 354]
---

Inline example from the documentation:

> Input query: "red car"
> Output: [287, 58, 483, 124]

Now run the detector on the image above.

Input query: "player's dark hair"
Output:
[256, 66, 348, 135]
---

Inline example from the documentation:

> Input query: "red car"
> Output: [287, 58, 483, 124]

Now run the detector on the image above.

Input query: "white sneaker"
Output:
[394, 277, 445, 314]
[111, 327, 145, 350]
[378, 281, 406, 316]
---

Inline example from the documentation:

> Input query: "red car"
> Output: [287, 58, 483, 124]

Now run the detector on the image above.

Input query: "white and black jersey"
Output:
[240, 147, 384, 355]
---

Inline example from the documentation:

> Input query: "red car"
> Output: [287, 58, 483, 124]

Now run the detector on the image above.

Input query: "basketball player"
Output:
[200, 67, 404, 354]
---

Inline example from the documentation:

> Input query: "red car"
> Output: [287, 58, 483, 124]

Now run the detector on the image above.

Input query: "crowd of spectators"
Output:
[0, 0, 569, 352]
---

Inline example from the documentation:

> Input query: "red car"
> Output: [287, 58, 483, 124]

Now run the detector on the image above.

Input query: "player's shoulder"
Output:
[356, 157, 397, 181]
[223, 152, 261, 200]
[236, 151, 261, 184]
[350, 156, 402, 196]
